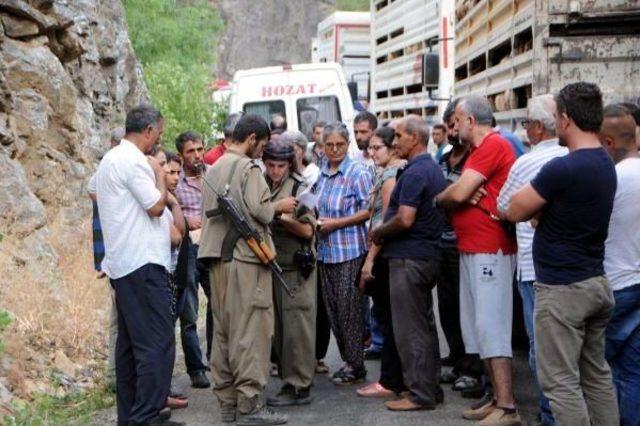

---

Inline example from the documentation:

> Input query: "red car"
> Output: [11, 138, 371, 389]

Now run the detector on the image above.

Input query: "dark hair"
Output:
[354, 111, 378, 130]
[165, 151, 182, 165]
[313, 120, 327, 130]
[442, 99, 459, 123]
[555, 82, 603, 133]
[175, 130, 203, 154]
[233, 114, 271, 143]
[125, 104, 163, 134]
[373, 126, 395, 148]
[432, 124, 446, 133]
[618, 102, 640, 126]
[223, 112, 244, 139]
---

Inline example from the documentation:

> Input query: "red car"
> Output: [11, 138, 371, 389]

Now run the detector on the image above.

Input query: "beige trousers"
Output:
[209, 259, 274, 414]
[273, 268, 317, 390]
[535, 276, 619, 426]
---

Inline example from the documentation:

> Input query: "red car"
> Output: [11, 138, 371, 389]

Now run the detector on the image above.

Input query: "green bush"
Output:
[0, 309, 10, 354]
[123, 0, 223, 148]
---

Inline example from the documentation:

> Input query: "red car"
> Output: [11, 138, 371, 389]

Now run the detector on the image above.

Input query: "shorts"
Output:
[459, 250, 515, 359]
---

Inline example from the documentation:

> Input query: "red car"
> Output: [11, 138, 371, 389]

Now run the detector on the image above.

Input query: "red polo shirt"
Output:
[203, 143, 226, 165]
[452, 131, 517, 254]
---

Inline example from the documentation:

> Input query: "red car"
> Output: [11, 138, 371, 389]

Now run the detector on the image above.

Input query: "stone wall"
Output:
[0, 0, 147, 270]
[213, 0, 336, 79]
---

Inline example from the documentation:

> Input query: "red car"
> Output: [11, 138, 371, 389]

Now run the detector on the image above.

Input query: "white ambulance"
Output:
[228, 62, 360, 155]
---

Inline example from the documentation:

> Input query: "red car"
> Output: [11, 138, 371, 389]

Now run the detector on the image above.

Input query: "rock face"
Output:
[213, 0, 336, 79]
[0, 0, 147, 269]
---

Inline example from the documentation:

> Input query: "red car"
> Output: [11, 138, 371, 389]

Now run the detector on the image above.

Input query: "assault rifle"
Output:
[203, 179, 294, 297]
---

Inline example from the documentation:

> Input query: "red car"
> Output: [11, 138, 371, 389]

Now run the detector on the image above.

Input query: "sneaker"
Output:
[453, 375, 480, 391]
[267, 385, 311, 407]
[440, 355, 456, 367]
[190, 370, 211, 389]
[220, 403, 237, 423]
[478, 407, 522, 426]
[315, 360, 329, 374]
[237, 406, 287, 425]
[462, 398, 496, 420]
[440, 370, 459, 384]
[331, 365, 367, 385]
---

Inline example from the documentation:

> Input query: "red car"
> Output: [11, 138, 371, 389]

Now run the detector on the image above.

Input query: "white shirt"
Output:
[302, 162, 320, 186]
[96, 139, 170, 279]
[497, 138, 568, 281]
[87, 172, 97, 195]
[605, 157, 640, 291]
[162, 209, 179, 273]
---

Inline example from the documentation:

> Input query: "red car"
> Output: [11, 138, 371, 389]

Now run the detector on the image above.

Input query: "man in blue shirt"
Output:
[506, 82, 619, 425]
[370, 115, 447, 411]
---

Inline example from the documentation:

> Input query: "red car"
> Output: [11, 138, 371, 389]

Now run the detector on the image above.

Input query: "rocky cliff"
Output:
[213, 0, 336, 79]
[0, 0, 147, 272]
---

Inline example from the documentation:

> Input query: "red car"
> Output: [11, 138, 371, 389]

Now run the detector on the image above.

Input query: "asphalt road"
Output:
[92, 306, 539, 426]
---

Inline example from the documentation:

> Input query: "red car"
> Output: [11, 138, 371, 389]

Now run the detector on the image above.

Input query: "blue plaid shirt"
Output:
[314, 156, 374, 264]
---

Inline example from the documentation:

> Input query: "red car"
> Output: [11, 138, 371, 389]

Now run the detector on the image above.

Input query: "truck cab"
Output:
[228, 62, 359, 155]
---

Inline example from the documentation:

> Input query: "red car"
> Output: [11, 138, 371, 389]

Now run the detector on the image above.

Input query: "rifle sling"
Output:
[219, 157, 245, 261]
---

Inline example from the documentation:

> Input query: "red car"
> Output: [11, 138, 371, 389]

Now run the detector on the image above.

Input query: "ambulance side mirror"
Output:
[347, 81, 358, 103]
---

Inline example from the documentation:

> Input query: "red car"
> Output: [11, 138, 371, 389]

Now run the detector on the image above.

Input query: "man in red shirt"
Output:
[436, 96, 519, 426]
[204, 112, 243, 165]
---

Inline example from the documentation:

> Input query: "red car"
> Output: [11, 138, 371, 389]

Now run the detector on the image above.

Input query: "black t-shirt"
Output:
[382, 152, 447, 259]
[531, 147, 616, 285]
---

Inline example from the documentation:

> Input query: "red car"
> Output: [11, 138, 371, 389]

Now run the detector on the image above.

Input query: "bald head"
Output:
[600, 104, 637, 163]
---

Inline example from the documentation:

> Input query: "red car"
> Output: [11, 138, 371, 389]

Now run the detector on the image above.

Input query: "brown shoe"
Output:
[478, 407, 522, 426]
[462, 398, 496, 420]
[356, 382, 395, 398]
[385, 397, 433, 411]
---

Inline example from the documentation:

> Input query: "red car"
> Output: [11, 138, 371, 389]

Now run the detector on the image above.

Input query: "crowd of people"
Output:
[90, 81, 640, 426]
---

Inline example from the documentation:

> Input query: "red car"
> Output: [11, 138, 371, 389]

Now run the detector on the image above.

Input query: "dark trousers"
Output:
[315, 271, 331, 360]
[389, 258, 441, 407]
[112, 264, 174, 425]
[369, 257, 406, 393]
[606, 283, 640, 426]
[175, 244, 208, 376]
[437, 246, 483, 378]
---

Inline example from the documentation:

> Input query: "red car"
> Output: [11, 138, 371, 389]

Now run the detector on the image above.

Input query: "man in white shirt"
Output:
[600, 104, 640, 426]
[96, 104, 173, 425]
[497, 94, 568, 426]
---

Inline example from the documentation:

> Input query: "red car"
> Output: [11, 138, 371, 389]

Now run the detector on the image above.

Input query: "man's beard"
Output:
[187, 161, 205, 174]
[356, 139, 369, 151]
[448, 134, 461, 146]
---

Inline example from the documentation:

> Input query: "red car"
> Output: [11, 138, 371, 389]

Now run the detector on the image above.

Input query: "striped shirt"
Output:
[314, 155, 374, 264]
[497, 138, 568, 281]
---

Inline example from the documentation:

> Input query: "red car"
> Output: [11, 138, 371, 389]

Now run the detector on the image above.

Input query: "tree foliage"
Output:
[336, 0, 371, 11]
[123, 0, 223, 148]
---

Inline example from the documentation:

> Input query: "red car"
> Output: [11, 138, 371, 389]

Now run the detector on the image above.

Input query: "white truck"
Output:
[454, 0, 640, 136]
[228, 62, 359, 155]
[370, 0, 455, 124]
[313, 11, 371, 102]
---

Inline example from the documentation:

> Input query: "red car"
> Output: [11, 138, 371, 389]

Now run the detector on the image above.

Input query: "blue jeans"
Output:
[363, 297, 383, 352]
[606, 283, 640, 426]
[176, 244, 207, 376]
[519, 280, 555, 426]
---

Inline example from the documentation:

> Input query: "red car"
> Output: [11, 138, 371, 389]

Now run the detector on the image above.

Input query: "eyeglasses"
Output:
[325, 142, 348, 150]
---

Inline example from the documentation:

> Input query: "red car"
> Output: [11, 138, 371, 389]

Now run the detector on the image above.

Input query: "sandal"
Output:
[332, 365, 367, 385]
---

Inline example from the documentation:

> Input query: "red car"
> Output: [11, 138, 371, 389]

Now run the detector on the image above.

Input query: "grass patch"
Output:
[2, 387, 115, 426]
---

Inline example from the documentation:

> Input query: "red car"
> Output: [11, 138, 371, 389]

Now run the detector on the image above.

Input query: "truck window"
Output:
[297, 96, 341, 141]
[243, 100, 286, 125]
